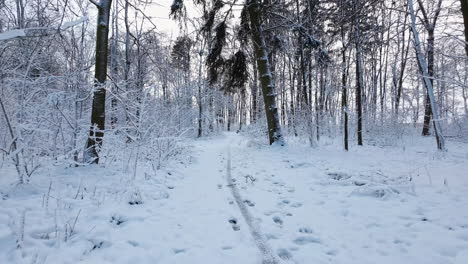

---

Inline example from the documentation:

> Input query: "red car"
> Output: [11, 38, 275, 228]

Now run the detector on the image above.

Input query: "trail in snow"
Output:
[0, 134, 264, 264]
[1, 132, 468, 264]
[226, 145, 280, 264]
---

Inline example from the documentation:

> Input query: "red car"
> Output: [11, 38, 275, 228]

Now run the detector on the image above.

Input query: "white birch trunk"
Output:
[408, 0, 446, 151]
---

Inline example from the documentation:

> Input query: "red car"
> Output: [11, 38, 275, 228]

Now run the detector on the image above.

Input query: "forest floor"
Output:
[1, 132, 468, 264]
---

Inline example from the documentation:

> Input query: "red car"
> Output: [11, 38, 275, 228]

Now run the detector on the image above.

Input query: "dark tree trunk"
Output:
[197, 43, 204, 138]
[247, 0, 284, 145]
[85, 0, 113, 164]
[251, 57, 258, 124]
[461, 0, 468, 56]
[417, 0, 442, 136]
[198, 86, 203, 137]
[341, 36, 349, 151]
[395, 10, 410, 116]
[422, 28, 435, 136]
[356, 43, 364, 146]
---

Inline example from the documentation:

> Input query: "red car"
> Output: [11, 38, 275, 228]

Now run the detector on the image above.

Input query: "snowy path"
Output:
[225, 133, 468, 264]
[226, 145, 279, 264]
[2, 132, 468, 264]
[105, 135, 268, 264]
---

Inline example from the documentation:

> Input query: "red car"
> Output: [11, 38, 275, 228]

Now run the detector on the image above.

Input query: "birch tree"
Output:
[416, 0, 442, 136]
[408, 0, 446, 150]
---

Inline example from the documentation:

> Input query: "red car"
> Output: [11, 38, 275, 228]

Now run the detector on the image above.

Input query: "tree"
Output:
[351, 0, 379, 146]
[408, 0, 445, 150]
[461, 0, 468, 56]
[84, 0, 113, 163]
[341, 26, 349, 151]
[246, 0, 284, 145]
[170, 0, 284, 145]
[416, 0, 442, 136]
[355, 23, 364, 146]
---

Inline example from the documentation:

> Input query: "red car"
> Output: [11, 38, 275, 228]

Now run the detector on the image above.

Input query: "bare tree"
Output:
[409, 0, 446, 150]
[84, 0, 113, 163]
[416, 0, 442, 136]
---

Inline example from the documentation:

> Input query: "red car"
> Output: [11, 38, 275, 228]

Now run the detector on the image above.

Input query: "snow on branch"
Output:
[0, 17, 88, 42]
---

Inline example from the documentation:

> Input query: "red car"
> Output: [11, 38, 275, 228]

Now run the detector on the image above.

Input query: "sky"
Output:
[145, 0, 201, 40]
[146, 0, 179, 36]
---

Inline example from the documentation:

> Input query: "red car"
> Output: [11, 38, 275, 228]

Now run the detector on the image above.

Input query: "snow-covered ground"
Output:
[1, 133, 468, 264]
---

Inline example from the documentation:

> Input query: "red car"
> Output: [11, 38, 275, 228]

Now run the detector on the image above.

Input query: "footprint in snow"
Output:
[110, 215, 126, 226]
[127, 240, 139, 247]
[272, 181, 285, 186]
[229, 218, 240, 231]
[298, 227, 313, 234]
[173, 248, 186, 254]
[293, 236, 321, 245]
[243, 199, 255, 207]
[291, 202, 302, 208]
[277, 248, 292, 260]
[273, 216, 283, 225]
[90, 240, 112, 250]
[328, 172, 352, 181]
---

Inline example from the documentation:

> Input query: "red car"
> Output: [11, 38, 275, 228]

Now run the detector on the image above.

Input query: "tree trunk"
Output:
[84, 0, 113, 163]
[197, 42, 205, 138]
[409, 0, 445, 150]
[461, 0, 468, 56]
[15, 0, 25, 28]
[421, 28, 435, 136]
[417, 0, 442, 136]
[355, 41, 364, 146]
[110, 1, 119, 129]
[246, 0, 284, 145]
[251, 56, 258, 124]
[395, 9, 410, 117]
[341, 32, 349, 151]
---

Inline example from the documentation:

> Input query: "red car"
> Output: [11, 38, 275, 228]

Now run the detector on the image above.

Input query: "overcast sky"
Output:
[145, 0, 201, 40]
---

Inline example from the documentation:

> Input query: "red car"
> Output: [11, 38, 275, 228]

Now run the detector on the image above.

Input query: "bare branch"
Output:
[89, 0, 101, 8]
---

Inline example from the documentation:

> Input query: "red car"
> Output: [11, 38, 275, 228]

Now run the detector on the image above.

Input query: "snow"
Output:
[0, 17, 87, 41]
[1, 133, 468, 263]
[60, 17, 88, 30]
[0, 29, 26, 41]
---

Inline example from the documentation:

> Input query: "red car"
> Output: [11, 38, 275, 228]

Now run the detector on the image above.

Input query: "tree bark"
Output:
[84, 0, 113, 163]
[110, 0, 119, 129]
[409, 0, 446, 150]
[416, 0, 442, 136]
[421, 28, 435, 136]
[246, 0, 284, 145]
[355, 40, 364, 146]
[341, 31, 349, 151]
[395, 9, 410, 117]
[251, 53, 258, 124]
[461, 0, 468, 56]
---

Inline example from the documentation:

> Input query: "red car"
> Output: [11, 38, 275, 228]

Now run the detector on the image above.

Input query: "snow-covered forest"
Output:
[1, 0, 468, 263]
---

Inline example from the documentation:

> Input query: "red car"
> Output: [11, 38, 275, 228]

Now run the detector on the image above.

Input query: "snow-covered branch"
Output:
[0, 17, 88, 41]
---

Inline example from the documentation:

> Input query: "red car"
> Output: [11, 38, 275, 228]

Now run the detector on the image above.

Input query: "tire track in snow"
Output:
[226, 145, 281, 264]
